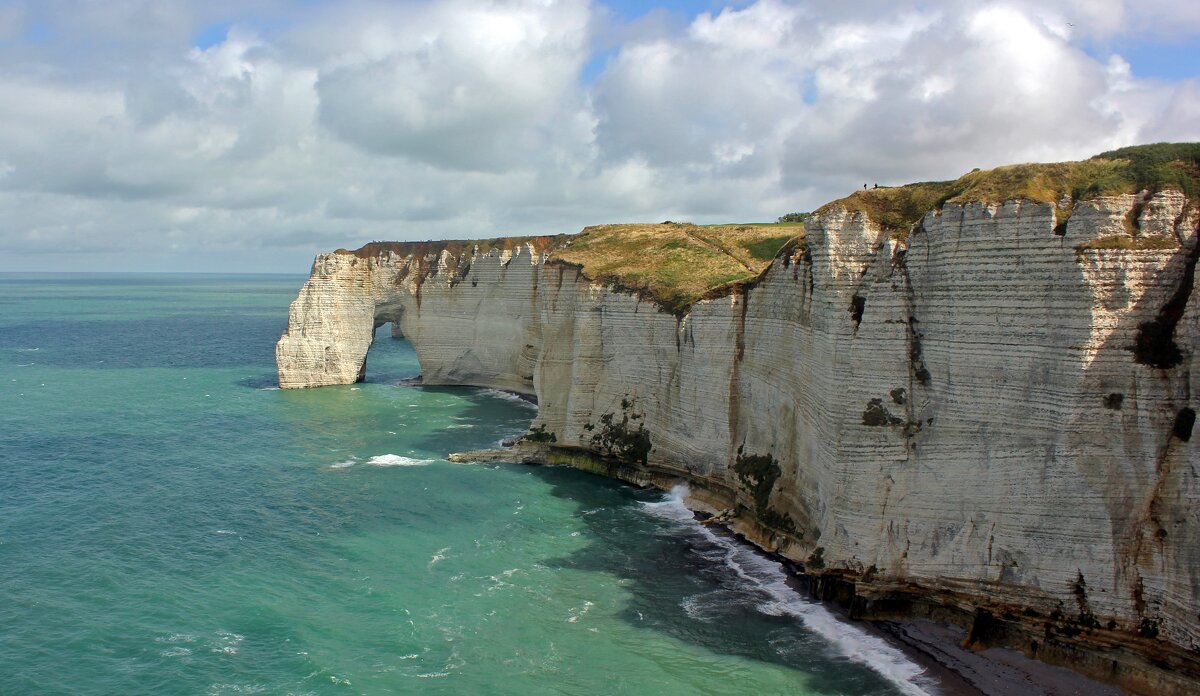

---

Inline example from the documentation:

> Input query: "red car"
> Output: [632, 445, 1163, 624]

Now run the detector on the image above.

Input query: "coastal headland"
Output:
[277, 143, 1200, 694]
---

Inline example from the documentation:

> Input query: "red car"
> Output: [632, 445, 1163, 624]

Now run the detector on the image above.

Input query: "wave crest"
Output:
[367, 454, 433, 467]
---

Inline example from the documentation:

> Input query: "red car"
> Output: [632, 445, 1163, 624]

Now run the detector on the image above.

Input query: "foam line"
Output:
[366, 454, 434, 467]
[640, 485, 937, 696]
[479, 388, 538, 410]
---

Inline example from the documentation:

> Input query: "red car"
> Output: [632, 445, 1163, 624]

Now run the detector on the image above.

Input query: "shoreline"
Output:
[697, 514, 1126, 696]
[449, 444, 1137, 696]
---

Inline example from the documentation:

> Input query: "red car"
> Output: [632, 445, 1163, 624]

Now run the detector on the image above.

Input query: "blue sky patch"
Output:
[1113, 37, 1200, 81]
[193, 23, 231, 50]
[603, 0, 752, 21]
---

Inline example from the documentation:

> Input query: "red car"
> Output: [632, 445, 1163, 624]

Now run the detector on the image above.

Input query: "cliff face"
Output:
[276, 192, 1199, 692]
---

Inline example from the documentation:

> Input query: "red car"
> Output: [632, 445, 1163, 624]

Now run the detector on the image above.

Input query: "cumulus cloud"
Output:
[0, 0, 1197, 271]
[311, 0, 591, 172]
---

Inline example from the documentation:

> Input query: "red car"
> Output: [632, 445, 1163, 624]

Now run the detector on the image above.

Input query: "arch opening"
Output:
[361, 306, 417, 384]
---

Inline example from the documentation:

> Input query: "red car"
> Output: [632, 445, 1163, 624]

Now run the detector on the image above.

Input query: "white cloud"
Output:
[0, 0, 1196, 272]
[311, 0, 591, 172]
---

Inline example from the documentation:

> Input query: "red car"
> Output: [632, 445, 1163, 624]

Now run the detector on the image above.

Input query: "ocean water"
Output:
[0, 274, 936, 695]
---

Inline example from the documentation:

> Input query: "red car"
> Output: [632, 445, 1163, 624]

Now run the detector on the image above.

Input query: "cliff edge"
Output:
[276, 143, 1200, 694]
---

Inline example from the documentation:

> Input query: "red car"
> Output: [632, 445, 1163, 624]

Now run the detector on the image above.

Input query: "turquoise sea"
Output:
[0, 274, 935, 695]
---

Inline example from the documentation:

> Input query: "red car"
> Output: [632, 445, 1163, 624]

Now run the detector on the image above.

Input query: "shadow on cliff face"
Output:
[521, 464, 914, 696]
[1067, 236, 1199, 646]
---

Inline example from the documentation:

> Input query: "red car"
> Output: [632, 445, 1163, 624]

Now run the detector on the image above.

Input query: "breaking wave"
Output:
[479, 388, 538, 410]
[640, 486, 936, 696]
[366, 454, 434, 467]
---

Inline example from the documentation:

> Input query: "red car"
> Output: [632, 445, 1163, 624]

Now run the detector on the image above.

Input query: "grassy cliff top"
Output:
[337, 143, 1195, 314]
[339, 223, 803, 315]
[551, 223, 803, 313]
[337, 235, 564, 259]
[821, 142, 1200, 238]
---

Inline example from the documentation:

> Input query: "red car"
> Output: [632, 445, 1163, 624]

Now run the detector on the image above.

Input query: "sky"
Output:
[0, 0, 1198, 273]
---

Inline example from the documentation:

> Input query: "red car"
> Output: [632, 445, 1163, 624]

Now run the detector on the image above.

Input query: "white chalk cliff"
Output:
[277, 188, 1199, 693]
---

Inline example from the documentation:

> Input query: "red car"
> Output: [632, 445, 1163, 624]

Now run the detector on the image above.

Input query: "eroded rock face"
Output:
[276, 192, 1199, 690]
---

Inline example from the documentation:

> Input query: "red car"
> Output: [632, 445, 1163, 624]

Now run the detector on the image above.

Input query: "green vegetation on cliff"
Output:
[340, 222, 803, 316]
[338, 143, 1195, 314]
[821, 181, 957, 241]
[552, 223, 803, 314]
[338, 235, 564, 259]
[821, 142, 1200, 239]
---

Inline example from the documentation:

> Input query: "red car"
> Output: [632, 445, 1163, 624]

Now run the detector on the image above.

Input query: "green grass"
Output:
[1091, 143, 1200, 198]
[818, 182, 957, 240]
[337, 235, 564, 260]
[741, 234, 800, 261]
[819, 142, 1200, 240]
[552, 223, 804, 314]
[342, 225, 804, 313]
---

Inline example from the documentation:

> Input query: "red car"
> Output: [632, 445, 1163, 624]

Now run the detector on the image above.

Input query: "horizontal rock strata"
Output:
[277, 192, 1199, 694]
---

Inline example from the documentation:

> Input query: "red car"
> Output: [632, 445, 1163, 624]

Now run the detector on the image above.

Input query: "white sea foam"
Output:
[206, 683, 268, 694]
[680, 590, 728, 621]
[210, 631, 243, 656]
[366, 454, 433, 467]
[328, 459, 358, 469]
[567, 600, 594, 623]
[429, 547, 450, 569]
[480, 388, 538, 410]
[640, 485, 937, 696]
[494, 429, 528, 447]
[257, 387, 280, 391]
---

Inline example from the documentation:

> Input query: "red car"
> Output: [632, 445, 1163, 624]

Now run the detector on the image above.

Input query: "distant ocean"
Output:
[0, 274, 934, 695]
